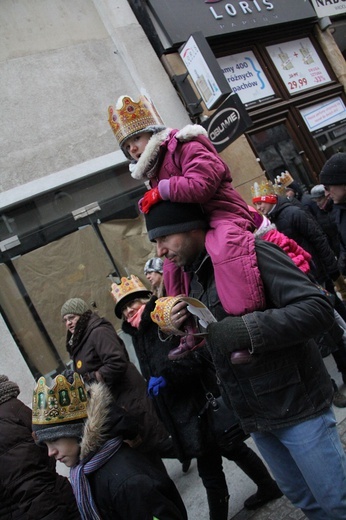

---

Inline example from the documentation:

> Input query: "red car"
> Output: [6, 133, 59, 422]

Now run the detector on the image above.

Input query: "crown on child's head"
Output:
[32, 373, 88, 426]
[108, 95, 164, 146]
[251, 180, 278, 204]
[111, 275, 152, 318]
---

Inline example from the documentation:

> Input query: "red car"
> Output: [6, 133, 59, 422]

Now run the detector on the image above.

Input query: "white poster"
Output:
[266, 38, 331, 94]
[300, 98, 346, 133]
[310, 0, 346, 18]
[217, 51, 275, 106]
[180, 35, 224, 110]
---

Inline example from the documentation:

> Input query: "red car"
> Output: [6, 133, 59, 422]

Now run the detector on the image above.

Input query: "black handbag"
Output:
[200, 391, 249, 449]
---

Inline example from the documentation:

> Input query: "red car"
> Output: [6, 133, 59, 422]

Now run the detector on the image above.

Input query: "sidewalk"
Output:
[164, 355, 346, 520]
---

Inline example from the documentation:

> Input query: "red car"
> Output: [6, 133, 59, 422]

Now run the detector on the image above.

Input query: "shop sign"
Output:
[266, 38, 331, 94]
[310, 0, 346, 18]
[180, 32, 232, 110]
[146, 0, 316, 49]
[201, 94, 253, 152]
[217, 51, 275, 107]
[300, 98, 346, 134]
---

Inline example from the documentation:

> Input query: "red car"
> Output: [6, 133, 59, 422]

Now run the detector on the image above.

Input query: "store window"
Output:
[300, 97, 346, 157]
[0, 167, 154, 379]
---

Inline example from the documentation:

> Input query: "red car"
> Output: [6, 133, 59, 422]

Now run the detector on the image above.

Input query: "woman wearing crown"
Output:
[32, 373, 188, 520]
[60, 297, 173, 469]
[112, 275, 282, 520]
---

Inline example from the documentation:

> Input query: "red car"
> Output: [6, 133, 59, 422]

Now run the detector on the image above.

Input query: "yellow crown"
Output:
[150, 295, 187, 336]
[32, 373, 88, 426]
[274, 170, 294, 188]
[111, 275, 151, 317]
[273, 171, 295, 196]
[108, 95, 164, 146]
[251, 180, 275, 199]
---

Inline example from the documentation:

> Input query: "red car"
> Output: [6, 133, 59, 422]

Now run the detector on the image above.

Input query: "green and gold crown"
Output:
[108, 95, 164, 146]
[32, 373, 88, 426]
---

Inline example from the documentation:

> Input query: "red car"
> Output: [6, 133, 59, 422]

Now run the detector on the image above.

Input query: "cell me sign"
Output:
[217, 51, 275, 107]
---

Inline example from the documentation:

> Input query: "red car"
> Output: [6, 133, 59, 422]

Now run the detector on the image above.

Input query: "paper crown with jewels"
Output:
[150, 295, 187, 336]
[111, 275, 152, 318]
[251, 179, 277, 204]
[32, 373, 88, 426]
[108, 95, 165, 148]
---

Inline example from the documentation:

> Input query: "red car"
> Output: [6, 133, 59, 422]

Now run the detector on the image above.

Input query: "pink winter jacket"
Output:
[131, 126, 265, 315]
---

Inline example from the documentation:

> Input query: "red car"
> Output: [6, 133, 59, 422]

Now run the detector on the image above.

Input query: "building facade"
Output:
[1, 0, 345, 403]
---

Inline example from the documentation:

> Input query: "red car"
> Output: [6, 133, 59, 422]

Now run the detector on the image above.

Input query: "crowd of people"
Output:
[2, 91, 346, 520]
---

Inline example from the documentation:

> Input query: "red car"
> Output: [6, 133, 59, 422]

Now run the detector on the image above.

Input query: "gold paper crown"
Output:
[273, 171, 295, 196]
[108, 95, 164, 146]
[274, 171, 294, 188]
[111, 275, 151, 317]
[251, 180, 275, 199]
[32, 373, 88, 426]
[150, 295, 186, 336]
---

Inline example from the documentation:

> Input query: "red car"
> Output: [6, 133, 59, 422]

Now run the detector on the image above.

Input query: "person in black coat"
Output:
[115, 279, 282, 520]
[0, 374, 80, 520]
[320, 153, 346, 276]
[32, 372, 187, 520]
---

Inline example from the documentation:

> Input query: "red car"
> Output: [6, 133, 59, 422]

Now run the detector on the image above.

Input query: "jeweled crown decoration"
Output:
[108, 95, 164, 146]
[251, 180, 275, 199]
[150, 295, 186, 336]
[110, 275, 148, 305]
[32, 373, 88, 426]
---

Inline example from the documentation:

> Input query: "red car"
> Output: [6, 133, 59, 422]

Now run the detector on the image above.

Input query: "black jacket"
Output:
[66, 312, 169, 453]
[80, 383, 187, 520]
[268, 196, 339, 283]
[190, 240, 335, 433]
[0, 398, 80, 520]
[122, 298, 218, 461]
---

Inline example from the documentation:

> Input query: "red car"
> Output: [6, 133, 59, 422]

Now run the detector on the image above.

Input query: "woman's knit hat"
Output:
[320, 153, 346, 186]
[61, 298, 90, 318]
[0, 375, 20, 405]
[144, 257, 163, 275]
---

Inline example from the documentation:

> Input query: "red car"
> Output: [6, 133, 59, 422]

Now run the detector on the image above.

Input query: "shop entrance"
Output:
[248, 122, 314, 189]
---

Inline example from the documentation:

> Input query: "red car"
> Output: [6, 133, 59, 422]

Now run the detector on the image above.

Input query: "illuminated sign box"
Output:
[180, 32, 232, 110]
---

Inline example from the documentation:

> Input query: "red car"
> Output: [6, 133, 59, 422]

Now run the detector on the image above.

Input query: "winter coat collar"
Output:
[130, 124, 208, 180]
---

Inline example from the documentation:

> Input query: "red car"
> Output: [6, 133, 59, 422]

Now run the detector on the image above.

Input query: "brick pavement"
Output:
[231, 417, 346, 519]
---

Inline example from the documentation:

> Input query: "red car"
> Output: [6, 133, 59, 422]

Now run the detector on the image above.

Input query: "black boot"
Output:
[231, 444, 283, 510]
[206, 489, 229, 520]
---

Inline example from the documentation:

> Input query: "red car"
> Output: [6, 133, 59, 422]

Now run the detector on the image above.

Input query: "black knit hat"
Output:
[320, 153, 346, 186]
[145, 201, 207, 242]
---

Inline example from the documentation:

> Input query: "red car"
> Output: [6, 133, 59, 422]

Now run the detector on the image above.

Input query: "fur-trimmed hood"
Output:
[80, 382, 113, 460]
[254, 222, 277, 240]
[80, 382, 138, 461]
[130, 125, 208, 180]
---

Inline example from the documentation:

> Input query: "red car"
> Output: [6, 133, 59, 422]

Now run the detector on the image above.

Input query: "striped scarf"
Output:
[70, 437, 123, 520]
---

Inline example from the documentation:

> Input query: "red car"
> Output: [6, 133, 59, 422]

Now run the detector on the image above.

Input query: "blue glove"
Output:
[147, 376, 167, 397]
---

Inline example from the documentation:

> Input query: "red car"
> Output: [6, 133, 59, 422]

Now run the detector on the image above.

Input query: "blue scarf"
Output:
[70, 437, 123, 520]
